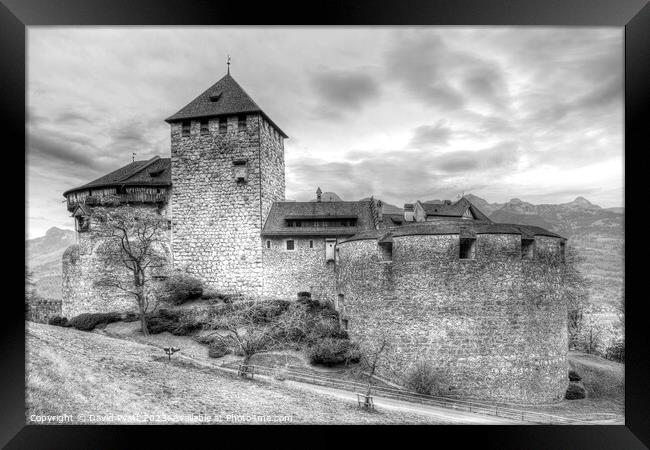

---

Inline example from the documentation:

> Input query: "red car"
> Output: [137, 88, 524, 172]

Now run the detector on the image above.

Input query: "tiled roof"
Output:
[340, 219, 564, 243]
[420, 197, 492, 222]
[63, 156, 171, 197]
[262, 201, 377, 237]
[165, 73, 288, 138]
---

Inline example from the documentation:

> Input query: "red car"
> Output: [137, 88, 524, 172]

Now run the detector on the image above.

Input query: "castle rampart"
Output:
[336, 225, 568, 404]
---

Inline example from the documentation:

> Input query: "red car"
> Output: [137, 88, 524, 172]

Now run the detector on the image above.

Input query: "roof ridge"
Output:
[116, 156, 161, 182]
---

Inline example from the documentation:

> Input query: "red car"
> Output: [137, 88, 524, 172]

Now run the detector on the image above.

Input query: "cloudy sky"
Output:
[27, 27, 623, 239]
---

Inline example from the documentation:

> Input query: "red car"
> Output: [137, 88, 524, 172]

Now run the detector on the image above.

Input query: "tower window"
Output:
[309, 240, 314, 248]
[233, 160, 248, 183]
[219, 117, 227, 134]
[266, 240, 271, 249]
[560, 241, 566, 262]
[76, 216, 90, 233]
[238, 115, 247, 130]
[286, 240, 295, 251]
[459, 237, 476, 260]
[181, 121, 191, 136]
[521, 238, 535, 260]
[342, 319, 349, 331]
[200, 119, 209, 134]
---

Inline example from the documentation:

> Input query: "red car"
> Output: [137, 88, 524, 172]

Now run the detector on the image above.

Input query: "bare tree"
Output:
[562, 245, 590, 350]
[204, 301, 307, 375]
[91, 206, 169, 335]
[358, 335, 390, 409]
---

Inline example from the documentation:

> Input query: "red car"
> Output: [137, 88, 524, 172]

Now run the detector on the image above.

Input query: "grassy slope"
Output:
[26, 322, 444, 424]
[526, 352, 624, 423]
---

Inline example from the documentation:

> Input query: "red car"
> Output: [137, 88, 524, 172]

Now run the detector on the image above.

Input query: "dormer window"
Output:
[209, 92, 222, 102]
[200, 118, 209, 134]
[181, 121, 191, 136]
[238, 115, 247, 130]
[219, 117, 228, 134]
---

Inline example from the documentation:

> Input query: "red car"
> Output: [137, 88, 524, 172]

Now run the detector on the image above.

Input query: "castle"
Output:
[61, 69, 569, 404]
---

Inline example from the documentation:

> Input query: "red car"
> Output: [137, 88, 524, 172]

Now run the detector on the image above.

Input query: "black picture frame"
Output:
[3, 0, 648, 448]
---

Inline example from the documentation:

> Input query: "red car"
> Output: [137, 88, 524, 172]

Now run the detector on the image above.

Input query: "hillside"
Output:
[465, 194, 624, 309]
[26, 227, 76, 300]
[26, 322, 442, 424]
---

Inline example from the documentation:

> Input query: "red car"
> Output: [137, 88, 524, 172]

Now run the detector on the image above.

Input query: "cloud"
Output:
[310, 70, 380, 117]
[287, 141, 521, 206]
[28, 131, 99, 170]
[434, 142, 519, 173]
[384, 30, 510, 113]
[408, 121, 452, 149]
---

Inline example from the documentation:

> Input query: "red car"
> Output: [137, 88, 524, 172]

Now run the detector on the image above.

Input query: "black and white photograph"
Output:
[24, 26, 625, 426]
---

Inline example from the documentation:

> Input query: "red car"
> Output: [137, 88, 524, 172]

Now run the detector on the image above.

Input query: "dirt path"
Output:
[286, 382, 519, 424]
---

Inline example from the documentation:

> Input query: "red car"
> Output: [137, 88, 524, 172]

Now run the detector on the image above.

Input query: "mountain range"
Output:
[26, 227, 76, 300]
[26, 195, 623, 310]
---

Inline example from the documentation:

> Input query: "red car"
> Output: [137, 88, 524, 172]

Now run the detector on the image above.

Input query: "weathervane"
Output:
[227, 54, 231, 74]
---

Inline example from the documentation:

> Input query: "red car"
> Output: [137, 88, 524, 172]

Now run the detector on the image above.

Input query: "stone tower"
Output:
[165, 71, 287, 297]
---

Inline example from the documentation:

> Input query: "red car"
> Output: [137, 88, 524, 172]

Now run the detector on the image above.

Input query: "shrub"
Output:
[48, 316, 68, 327]
[208, 341, 230, 358]
[568, 370, 582, 382]
[605, 340, 625, 363]
[565, 383, 586, 400]
[146, 309, 202, 336]
[68, 312, 121, 331]
[122, 312, 139, 323]
[405, 361, 442, 396]
[309, 338, 360, 366]
[161, 272, 204, 305]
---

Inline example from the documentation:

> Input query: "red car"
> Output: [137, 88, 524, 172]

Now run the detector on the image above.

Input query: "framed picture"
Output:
[6, 0, 648, 447]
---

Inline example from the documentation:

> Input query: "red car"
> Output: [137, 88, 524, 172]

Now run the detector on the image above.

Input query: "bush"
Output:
[405, 361, 442, 396]
[161, 272, 204, 305]
[568, 370, 582, 382]
[68, 312, 121, 331]
[208, 341, 230, 358]
[122, 312, 139, 323]
[605, 340, 625, 363]
[48, 316, 69, 327]
[565, 383, 586, 400]
[146, 309, 202, 336]
[309, 338, 360, 366]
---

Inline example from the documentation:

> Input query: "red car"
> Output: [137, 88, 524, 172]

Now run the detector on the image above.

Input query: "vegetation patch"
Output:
[161, 271, 204, 305]
[308, 338, 360, 366]
[48, 316, 69, 327]
[68, 312, 122, 331]
[565, 383, 586, 400]
[405, 361, 443, 396]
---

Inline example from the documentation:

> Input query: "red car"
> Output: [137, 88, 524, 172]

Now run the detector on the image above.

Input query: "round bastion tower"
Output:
[336, 220, 569, 404]
[61, 156, 172, 317]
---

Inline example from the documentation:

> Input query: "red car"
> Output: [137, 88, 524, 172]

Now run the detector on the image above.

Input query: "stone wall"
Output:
[26, 297, 62, 323]
[262, 236, 338, 303]
[62, 205, 171, 318]
[336, 233, 569, 404]
[170, 115, 284, 298]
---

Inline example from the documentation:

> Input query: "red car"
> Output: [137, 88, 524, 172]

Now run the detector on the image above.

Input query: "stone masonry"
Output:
[170, 115, 284, 298]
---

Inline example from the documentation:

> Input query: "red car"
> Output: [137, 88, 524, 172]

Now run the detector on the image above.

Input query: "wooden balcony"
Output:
[67, 192, 168, 211]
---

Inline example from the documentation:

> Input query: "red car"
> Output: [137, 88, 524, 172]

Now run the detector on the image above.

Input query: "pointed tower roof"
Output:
[165, 73, 288, 138]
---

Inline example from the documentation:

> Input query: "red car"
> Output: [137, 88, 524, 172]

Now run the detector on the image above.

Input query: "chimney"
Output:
[316, 187, 322, 202]
[443, 200, 452, 205]
[404, 203, 414, 222]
